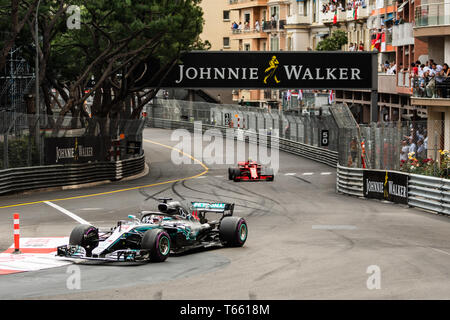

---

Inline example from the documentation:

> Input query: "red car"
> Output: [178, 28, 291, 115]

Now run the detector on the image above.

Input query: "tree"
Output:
[316, 29, 348, 51]
[2, 0, 207, 137]
[0, 0, 40, 71]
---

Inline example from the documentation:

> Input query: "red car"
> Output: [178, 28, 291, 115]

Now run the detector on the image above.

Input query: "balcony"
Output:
[231, 27, 268, 39]
[410, 76, 450, 106]
[345, 6, 369, 21]
[378, 74, 397, 94]
[262, 19, 286, 32]
[392, 23, 414, 46]
[321, 10, 347, 24]
[415, 2, 450, 37]
[229, 0, 268, 10]
[287, 15, 312, 25]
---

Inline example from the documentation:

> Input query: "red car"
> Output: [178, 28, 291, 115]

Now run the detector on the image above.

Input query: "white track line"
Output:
[431, 248, 450, 257]
[44, 201, 90, 225]
[321, 172, 332, 175]
[303, 173, 314, 176]
[285, 173, 297, 176]
[312, 225, 357, 230]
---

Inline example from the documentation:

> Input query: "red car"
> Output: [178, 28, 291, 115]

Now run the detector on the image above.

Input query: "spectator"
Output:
[358, 41, 364, 51]
[400, 139, 409, 162]
[408, 137, 417, 154]
[417, 139, 426, 160]
[255, 20, 260, 32]
[426, 63, 438, 97]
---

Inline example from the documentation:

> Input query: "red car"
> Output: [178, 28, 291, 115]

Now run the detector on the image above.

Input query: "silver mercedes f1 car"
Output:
[56, 198, 248, 263]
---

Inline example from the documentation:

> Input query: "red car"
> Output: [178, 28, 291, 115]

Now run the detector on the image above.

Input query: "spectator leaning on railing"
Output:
[411, 59, 450, 98]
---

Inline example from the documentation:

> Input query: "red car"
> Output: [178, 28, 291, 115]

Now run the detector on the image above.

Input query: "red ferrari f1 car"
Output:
[228, 161, 274, 182]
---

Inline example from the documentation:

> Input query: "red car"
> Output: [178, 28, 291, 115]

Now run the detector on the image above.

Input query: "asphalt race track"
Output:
[0, 128, 449, 299]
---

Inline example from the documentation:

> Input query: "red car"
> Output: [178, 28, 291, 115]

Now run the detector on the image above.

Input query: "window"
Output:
[223, 37, 230, 48]
[244, 43, 250, 51]
[223, 11, 230, 21]
[270, 6, 279, 20]
[270, 37, 279, 51]
[299, 1, 307, 16]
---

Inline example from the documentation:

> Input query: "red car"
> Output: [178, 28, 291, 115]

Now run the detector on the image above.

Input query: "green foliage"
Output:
[0, 136, 40, 169]
[316, 30, 348, 51]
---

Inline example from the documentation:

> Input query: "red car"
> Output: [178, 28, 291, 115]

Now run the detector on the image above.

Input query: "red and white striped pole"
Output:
[13, 213, 21, 254]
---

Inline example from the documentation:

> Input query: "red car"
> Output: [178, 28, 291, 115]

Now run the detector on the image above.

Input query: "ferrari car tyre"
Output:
[69, 224, 99, 256]
[219, 217, 248, 247]
[228, 168, 234, 180]
[141, 229, 171, 262]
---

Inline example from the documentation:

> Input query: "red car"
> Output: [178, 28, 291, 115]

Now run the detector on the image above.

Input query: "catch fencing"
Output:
[146, 118, 339, 168]
[147, 99, 340, 159]
[0, 112, 145, 170]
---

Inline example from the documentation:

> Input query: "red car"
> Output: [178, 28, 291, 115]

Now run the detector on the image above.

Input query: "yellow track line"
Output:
[0, 139, 209, 209]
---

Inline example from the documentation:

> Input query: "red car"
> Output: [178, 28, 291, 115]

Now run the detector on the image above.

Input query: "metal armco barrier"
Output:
[147, 118, 339, 168]
[337, 165, 450, 216]
[336, 164, 364, 197]
[408, 174, 446, 214]
[0, 155, 145, 195]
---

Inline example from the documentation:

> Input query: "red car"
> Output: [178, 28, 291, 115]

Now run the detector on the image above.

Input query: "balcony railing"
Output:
[392, 23, 414, 46]
[262, 20, 286, 32]
[229, 0, 268, 7]
[412, 75, 450, 98]
[415, 2, 450, 27]
[231, 27, 265, 35]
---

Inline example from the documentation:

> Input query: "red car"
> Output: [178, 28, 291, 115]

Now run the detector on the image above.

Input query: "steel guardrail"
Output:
[0, 154, 145, 195]
[336, 164, 450, 216]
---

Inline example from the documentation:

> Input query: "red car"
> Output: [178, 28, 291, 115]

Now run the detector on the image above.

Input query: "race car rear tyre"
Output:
[69, 224, 99, 256]
[141, 229, 171, 262]
[228, 168, 234, 180]
[219, 217, 248, 247]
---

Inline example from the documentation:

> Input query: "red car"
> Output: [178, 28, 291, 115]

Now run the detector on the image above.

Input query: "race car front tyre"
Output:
[141, 229, 171, 262]
[219, 217, 248, 247]
[69, 224, 99, 257]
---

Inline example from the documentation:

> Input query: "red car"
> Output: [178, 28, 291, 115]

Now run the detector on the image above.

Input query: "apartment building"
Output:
[200, 0, 239, 51]
[227, 0, 290, 108]
[410, 0, 450, 151]
[335, 0, 428, 123]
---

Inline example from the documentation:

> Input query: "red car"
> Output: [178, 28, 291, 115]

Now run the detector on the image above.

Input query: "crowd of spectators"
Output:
[400, 126, 429, 163]
[348, 42, 365, 51]
[408, 59, 450, 98]
[322, 0, 366, 13]
[231, 19, 264, 33]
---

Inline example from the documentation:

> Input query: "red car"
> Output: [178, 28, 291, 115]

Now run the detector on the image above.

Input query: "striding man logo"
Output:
[384, 171, 389, 199]
[264, 56, 281, 84]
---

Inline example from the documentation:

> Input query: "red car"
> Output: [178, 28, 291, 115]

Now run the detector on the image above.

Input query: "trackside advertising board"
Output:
[141, 51, 376, 89]
[44, 137, 108, 164]
[363, 170, 409, 205]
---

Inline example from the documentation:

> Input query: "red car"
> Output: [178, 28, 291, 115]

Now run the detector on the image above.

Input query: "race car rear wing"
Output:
[191, 202, 235, 216]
